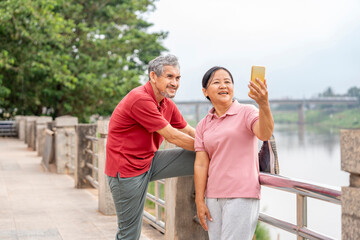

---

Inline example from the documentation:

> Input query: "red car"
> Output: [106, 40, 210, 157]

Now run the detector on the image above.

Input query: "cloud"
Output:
[147, 0, 360, 100]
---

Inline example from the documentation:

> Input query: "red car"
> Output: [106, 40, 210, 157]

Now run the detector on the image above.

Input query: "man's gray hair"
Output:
[148, 54, 180, 79]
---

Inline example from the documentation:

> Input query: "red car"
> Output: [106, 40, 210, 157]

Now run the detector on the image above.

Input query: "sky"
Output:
[146, 0, 360, 101]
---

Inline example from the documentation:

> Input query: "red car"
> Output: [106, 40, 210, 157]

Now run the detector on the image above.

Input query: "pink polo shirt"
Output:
[195, 100, 261, 199]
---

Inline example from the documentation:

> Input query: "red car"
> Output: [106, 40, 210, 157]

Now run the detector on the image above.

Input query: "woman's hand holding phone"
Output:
[248, 66, 269, 106]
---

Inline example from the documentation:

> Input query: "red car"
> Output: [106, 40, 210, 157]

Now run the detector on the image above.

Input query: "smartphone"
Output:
[250, 66, 265, 94]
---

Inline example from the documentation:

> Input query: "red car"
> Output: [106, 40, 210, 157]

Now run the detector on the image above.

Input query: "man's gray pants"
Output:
[107, 148, 195, 240]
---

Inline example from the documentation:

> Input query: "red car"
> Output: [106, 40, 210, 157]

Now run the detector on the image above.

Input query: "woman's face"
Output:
[203, 69, 234, 105]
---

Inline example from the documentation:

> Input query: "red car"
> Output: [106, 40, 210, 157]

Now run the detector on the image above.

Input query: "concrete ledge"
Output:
[55, 116, 78, 127]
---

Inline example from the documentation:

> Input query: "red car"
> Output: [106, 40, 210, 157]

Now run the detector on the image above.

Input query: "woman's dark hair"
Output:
[202, 66, 234, 100]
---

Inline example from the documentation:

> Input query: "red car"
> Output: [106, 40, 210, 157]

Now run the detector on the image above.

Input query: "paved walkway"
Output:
[0, 138, 164, 240]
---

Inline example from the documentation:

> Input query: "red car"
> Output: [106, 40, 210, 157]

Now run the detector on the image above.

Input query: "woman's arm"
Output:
[248, 78, 274, 141]
[194, 151, 212, 231]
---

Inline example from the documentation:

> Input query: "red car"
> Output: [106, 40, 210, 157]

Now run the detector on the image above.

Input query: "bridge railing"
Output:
[14, 116, 359, 239]
[259, 173, 341, 240]
[84, 135, 99, 189]
[0, 120, 17, 137]
[75, 121, 165, 227]
[161, 143, 342, 240]
[144, 179, 166, 233]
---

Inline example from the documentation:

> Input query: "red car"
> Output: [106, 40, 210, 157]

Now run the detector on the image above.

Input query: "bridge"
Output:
[0, 116, 359, 239]
[175, 97, 359, 124]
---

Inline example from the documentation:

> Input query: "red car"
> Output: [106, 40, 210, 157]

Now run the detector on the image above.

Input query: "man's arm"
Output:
[157, 124, 195, 151]
[178, 124, 195, 138]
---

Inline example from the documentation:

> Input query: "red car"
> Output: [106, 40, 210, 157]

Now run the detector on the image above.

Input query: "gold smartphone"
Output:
[250, 66, 265, 94]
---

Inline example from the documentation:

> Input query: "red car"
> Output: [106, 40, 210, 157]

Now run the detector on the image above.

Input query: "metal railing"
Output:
[259, 173, 341, 240]
[140, 173, 341, 238]
[144, 179, 166, 233]
[84, 135, 99, 188]
[0, 120, 17, 137]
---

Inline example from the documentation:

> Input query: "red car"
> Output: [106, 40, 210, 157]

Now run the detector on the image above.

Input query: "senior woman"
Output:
[194, 66, 274, 240]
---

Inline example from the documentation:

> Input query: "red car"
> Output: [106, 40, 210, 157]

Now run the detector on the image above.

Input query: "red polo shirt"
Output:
[105, 81, 187, 177]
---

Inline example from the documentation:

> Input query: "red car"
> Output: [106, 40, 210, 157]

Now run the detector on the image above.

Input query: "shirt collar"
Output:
[208, 100, 239, 119]
[144, 81, 167, 109]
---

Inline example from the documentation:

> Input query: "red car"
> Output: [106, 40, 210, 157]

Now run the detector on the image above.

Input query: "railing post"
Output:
[298, 102, 305, 125]
[296, 194, 307, 240]
[97, 120, 115, 215]
[18, 116, 26, 141]
[36, 116, 52, 157]
[164, 142, 208, 240]
[29, 120, 37, 150]
[75, 124, 96, 188]
[15, 115, 23, 138]
[42, 129, 55, 171]
[24, 116, 38, 147]
[54, 116, 78, 174]
[341, 129, 360, 240]
[196, 104, 201, 123]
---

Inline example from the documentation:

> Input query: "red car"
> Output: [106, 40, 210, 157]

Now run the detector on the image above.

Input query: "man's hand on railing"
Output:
[195, 200, 213, 231]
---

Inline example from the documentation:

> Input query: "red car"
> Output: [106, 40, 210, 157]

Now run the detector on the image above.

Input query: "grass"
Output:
[273, 111, 298, 124]
[321, 108, 360, 128]
[273, 108, 360, 128]
[254, 222, 271, 240]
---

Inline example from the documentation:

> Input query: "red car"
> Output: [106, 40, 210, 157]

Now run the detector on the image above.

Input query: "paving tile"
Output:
[57, 222, 105, 240]
[17, 228, 62, 240]
[0, 138, 163, 240]
[0, 196, 11, 209]
[13, 213, 56, 231]
[0, 230, 18, 240]
[0, 219, 16, 231]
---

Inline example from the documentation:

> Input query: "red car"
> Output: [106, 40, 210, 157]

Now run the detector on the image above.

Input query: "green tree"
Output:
[319, 87, 335, 97]
[0, 0, 167, 121]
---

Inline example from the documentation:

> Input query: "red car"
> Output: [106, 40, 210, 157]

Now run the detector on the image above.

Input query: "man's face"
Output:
[152, 66, 181, 99]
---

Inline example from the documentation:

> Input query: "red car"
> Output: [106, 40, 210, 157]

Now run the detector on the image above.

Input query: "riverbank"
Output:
[273, 108, 360, 128]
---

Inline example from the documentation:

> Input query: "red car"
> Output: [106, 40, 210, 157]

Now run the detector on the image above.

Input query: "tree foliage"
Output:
[0, 0, 167, 121]
[318, 87, 335, 97]
[347, 86, 360, 103]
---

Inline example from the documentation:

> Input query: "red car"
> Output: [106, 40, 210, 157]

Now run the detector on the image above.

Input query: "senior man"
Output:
[106, 54, 195, 240]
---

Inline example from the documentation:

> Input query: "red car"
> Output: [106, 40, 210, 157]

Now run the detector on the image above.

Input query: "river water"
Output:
[261, 124, 348, 240]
